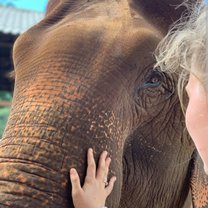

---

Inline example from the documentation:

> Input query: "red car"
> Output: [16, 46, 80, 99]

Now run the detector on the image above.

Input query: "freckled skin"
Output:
[0, 0, 207, 208]
[191, 154, 208, 208]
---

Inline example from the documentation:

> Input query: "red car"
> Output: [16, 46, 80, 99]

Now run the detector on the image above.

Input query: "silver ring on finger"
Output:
[103, 176, 108, 187]
[104, 180, 108, 187]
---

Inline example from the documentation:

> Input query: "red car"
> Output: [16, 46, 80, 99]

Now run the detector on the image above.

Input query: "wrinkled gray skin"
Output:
[0, 0, 197, 208]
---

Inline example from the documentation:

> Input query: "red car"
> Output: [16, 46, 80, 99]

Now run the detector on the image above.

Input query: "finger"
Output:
[104, 157, 111, 178]
[86, 148, 96, 180]
[105, 176, 117, 196]
[103, 154, 111, 179]
[105, 157, 111, 170]
[96, 150, 108, 180]
[70, 168, 82, 195]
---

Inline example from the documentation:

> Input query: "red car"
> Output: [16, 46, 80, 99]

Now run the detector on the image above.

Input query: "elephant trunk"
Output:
[0, 78, 125, 207]
[0, 115, 69, 207]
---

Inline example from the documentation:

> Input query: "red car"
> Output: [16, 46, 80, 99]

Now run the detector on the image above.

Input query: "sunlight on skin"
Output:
[185, 65, 208, 174]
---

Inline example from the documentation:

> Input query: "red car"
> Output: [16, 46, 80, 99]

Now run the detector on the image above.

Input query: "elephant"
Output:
[0, 0, 208, 207]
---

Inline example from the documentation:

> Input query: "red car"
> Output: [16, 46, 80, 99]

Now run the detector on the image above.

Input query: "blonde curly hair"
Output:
[154, 1, 208, 112]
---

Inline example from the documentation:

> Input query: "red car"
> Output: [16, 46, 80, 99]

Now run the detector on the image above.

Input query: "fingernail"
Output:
[89, 148, 93, 153]
[106, 157, 111, 165]
[70, 168, 76, 175]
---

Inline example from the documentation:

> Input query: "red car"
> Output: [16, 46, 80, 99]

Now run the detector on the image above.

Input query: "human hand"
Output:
[70, 148, 117, 208]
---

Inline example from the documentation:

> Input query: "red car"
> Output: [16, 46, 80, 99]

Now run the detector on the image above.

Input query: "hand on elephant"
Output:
[70, 148, 117, 208]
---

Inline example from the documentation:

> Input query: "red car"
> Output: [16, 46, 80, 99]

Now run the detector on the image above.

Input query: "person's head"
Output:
[155, 0, 207, 102]
[154, 0, 208, 172]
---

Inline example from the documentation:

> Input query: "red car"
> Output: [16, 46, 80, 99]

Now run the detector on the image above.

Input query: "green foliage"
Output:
[0, 107, 11, 138]
[0, 91, 13, 101]
[0, 91, 12, 139]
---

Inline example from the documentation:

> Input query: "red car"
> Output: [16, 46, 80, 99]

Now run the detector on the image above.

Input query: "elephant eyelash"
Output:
[142, 71, 163, 88]
[147, 71, 162, 83]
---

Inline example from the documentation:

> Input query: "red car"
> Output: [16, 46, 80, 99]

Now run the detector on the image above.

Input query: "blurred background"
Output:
[0, 0, 48, 138]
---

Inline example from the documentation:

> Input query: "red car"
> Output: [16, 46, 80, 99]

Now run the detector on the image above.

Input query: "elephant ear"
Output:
[190, 151, 208, 208]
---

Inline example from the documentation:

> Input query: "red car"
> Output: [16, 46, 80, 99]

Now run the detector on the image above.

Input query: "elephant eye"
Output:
[144, 71, 162, 88]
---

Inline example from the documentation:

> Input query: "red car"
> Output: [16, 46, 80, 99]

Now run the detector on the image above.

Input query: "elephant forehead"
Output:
[13, 0, 163, 69]
[45, 22, 159, 57]
[14, 17, 160, 72]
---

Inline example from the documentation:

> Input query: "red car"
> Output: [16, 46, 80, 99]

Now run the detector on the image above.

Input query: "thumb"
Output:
[70, 168, 82, 195]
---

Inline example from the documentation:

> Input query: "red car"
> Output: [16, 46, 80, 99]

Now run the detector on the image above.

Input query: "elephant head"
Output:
[0, 0, 207, 207]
